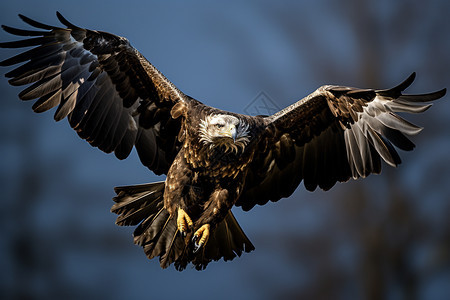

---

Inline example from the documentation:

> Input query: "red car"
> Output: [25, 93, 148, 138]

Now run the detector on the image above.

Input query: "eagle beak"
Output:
[223, 125, 237, 142]
[229, 125, 237, 143]
[231, 126, 237, 143]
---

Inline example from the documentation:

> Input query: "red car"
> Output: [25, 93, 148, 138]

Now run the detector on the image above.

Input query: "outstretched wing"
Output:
[237, 73, 446, 211]
[0, 12, 191, 175]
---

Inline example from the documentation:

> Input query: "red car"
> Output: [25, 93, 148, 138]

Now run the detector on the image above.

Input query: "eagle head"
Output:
[199, 114, 250, 152]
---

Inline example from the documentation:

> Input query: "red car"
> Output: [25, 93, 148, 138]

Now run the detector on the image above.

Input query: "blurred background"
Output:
[1, 1, 449, 299]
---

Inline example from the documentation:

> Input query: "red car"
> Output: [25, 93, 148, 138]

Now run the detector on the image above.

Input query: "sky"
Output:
[0, 1, 449, 299]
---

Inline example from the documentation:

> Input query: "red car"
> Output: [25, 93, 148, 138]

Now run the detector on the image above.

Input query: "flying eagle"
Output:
[0, 13, 446, 271]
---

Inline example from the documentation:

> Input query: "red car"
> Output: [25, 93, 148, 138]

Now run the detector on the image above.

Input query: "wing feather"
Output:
[237, 73, 445, 210]
[1, 25, 48, 37]
[1, 12, 194, 174]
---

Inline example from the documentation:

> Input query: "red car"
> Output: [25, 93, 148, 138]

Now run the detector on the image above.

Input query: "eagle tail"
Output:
[111, 181, 185, 268]
[111, 181, 254, 270]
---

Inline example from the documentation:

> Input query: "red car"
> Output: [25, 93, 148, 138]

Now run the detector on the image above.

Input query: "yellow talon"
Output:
[193, 224, 210, 252]
[177, 208, 193, 236]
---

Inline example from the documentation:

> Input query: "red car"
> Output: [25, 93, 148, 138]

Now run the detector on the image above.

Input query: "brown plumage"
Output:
[0, 12, 446, 270]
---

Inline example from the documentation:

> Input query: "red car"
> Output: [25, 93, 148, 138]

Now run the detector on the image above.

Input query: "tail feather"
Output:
[112, 182, 165, 226]
[158, 217, 185, 268]
[111, 181, 255, 271]
[133, 206, 167, 248]
[175, 210, 255, 271]
[208, 211, 254, 260]
[141, 209, 182, 263]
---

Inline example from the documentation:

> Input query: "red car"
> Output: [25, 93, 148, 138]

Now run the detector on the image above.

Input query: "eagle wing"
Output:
[236, 73, 446, 211]
[0, 12, 190, 175]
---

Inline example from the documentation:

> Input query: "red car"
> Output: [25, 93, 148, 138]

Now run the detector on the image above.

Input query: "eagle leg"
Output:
[192, 224, 210, 253]
[177, 207, 193, 237]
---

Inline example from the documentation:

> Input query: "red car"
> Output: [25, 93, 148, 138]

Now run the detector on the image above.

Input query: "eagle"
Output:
[0, 13, 446, 271]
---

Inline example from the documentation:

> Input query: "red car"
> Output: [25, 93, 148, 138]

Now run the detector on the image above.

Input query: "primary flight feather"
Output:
[0, 12, 446, 270]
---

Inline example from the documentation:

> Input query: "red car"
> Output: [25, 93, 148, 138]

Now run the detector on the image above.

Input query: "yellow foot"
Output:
[192, 224, 210, 253]
[177, 208, 193, 237]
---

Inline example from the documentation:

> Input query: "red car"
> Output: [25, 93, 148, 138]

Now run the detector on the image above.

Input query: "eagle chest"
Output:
[182, 140, 251, 179]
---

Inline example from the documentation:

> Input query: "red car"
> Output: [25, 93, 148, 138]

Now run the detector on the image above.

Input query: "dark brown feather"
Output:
[1, 13, 191, 174]
[111, 181, 253, 270]
[237, 73, 445, 210]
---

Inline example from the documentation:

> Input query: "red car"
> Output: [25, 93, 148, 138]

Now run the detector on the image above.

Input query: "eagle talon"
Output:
[192, 234, 202, 253]
[177, 208, 193, 236]
[192, 224, 210, 253]
[193, 241, 202, 253]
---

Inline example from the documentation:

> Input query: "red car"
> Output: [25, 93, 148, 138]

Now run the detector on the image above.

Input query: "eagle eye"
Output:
[215, 124, 224, 129]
